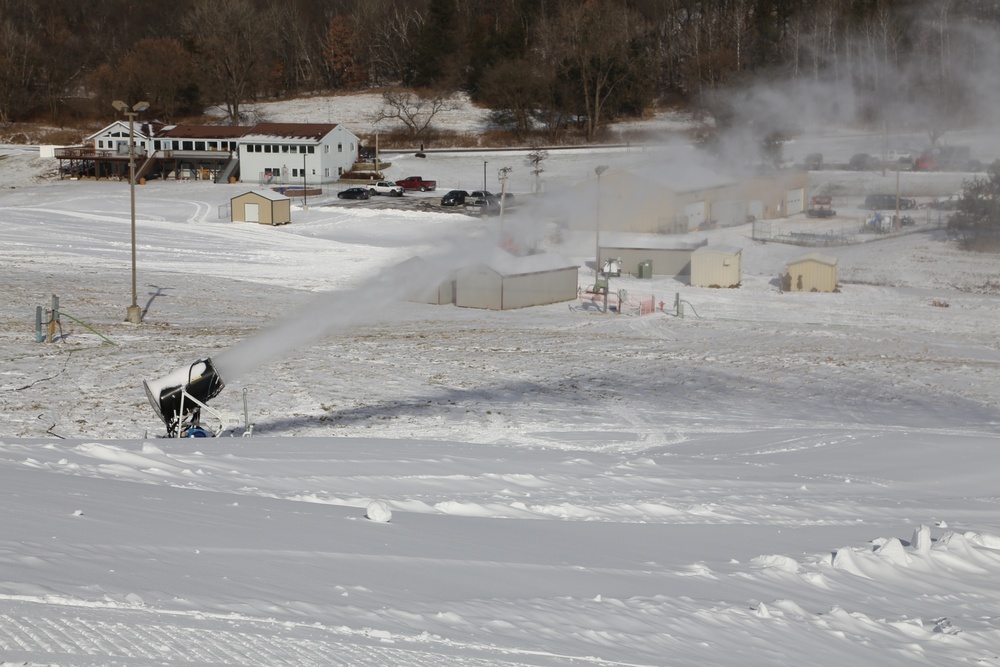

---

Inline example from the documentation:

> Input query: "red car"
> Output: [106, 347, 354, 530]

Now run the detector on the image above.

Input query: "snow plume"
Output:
[212, 233, 498, 384]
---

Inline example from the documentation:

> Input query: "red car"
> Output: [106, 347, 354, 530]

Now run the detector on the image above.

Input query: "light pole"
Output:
[113, 100, 150, 324]
[302, 153, 308, 209]
[483, 161, 488, 191]
[594, 165, 608, 275]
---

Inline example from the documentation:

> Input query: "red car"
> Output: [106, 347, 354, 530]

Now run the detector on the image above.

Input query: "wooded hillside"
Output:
[1, 0, 997, 142]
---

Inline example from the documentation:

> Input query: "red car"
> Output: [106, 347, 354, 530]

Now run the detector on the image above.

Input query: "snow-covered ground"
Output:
[2, 101, 1000, 666]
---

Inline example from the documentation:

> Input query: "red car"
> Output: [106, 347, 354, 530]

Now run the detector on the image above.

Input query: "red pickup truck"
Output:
[394, 176, 437, 192]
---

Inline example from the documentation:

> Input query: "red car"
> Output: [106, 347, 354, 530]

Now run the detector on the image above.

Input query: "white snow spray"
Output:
[211, 234, 500, 384]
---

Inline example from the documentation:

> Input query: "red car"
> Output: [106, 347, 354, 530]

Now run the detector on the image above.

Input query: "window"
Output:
[264, 145, 271, 153]
[281, 145, 289, 153]
[324, 144, 330, 154]
[307, 146, 315, 154]
[337, 143, 342, 153]
[182, 141, 193, 150]
[325, 168, 331, 177]
[299, 146, 306, 153]
[195, 141, 205, 151]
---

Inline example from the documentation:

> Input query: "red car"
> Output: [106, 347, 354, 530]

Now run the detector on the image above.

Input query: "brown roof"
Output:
[242, 123, 339, 142]
[158, 125, 253, 139]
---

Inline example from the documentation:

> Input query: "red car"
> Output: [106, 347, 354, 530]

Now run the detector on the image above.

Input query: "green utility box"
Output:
[638, 260, 652, 279]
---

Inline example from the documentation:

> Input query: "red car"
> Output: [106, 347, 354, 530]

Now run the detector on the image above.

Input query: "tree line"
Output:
[1, 0, 998, 143]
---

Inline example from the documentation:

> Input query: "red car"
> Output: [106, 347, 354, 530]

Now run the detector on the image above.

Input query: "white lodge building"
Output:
[239, 123, 358, 186]
[57, 122, 359, 185]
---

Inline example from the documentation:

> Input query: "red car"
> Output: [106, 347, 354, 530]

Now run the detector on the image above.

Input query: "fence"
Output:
[577, 289, 659, 316]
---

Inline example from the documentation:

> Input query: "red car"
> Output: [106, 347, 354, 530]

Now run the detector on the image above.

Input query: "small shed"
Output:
[690, 245, 743, 288]
[231, 190, 291, 225]
[785, 253, 838, 292]
[396, 256, 456, 305]
[456, 251, 579, 310]
[600, 233, 707, 277]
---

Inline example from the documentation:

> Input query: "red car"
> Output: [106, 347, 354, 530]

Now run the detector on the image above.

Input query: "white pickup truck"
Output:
[368, 181, 403, 197]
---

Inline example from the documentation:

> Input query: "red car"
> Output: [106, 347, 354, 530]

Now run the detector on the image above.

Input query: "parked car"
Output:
[466, 191, 501, 216]
[338, 187, 371, 200]
[440, 189, 470, 206]
[864, 194, 915, 210]
[394, 176, 437, 191]
[368, 181, 403, 196]
[849, 153, 878, 170]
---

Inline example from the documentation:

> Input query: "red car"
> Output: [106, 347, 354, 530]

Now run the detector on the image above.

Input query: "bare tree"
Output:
[371, 89, 459, 138]
[322, 15, 367, 89]
[525, 147, 547, 193]
[183, 0, 270, 125]
[537, 0, 650, 142]
[0, 19, 39, 125]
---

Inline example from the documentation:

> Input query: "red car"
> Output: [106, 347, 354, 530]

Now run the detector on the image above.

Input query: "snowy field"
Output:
[1, 99, 1000, 666]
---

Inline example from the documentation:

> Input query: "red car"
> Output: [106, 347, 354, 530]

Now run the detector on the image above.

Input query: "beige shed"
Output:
[455, 250, 580, 310]
[690, 245, 742, 288]
[231, 190, 291, 225]
[785, 253, 838, 292]
[600, 234, 707, 277]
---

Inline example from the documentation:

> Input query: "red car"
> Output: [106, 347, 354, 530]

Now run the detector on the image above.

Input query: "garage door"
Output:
[786, 188, 804, 215]
[684, 201, 706, 229]
[245, 203, 259, 222]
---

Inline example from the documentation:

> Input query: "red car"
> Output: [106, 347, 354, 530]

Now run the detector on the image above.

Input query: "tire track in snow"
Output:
[0, 603, 622, 667]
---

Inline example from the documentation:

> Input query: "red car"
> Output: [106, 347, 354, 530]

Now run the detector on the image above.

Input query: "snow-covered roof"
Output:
[482, 249, 578, 276]
[232, 189, 290, 202]
[694, 244, 743, 255]
[601, 232, 707, 250]
[789, 252, 838, 266]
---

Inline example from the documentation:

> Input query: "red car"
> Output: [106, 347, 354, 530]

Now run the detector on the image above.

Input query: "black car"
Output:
[864, 194, 916, 210]
[338, 187, 370, 200]
[441, 189, 469, 206]
[849, 153, 878, 170]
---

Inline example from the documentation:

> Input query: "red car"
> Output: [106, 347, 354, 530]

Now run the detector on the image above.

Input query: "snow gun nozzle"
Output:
[143, 358, 226, 438]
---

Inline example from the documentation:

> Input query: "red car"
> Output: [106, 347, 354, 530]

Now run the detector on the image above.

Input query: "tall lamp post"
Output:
[483, 161, 488, 191]
[113, 100, 149, 324]
[594, 165, 608, 274]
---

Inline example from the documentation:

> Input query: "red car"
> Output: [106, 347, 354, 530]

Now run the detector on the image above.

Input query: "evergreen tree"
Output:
[948, 161, 1000, 250]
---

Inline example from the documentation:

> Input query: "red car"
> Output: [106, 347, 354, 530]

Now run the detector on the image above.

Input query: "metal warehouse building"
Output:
[455, 251, 580, 310]
[690, 245, 743, 288]
[785, 253, 838, 292]
[564, 165, 809, 236]
[231, 190, 291, 225]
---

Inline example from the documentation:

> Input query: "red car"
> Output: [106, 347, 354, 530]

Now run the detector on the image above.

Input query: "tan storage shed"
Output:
[600, 234, 707, 277]
[456, 251, 579, 310]
[785, 253, 838, 292]
[690, 245, 742, 288]
[231, 190, 291, 225]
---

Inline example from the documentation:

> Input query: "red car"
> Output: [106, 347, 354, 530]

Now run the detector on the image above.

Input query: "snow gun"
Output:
[144, 358, 226, 438]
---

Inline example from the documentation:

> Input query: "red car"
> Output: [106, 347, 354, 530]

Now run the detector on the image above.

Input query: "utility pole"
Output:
[112, 100, 149, 324]
[594, 165, 608, 275]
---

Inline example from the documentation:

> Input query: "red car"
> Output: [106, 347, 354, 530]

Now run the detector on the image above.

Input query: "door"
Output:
[683, 201, 706, 230]
[786, 188, 804, 215]
[245, 202, 259, 222]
